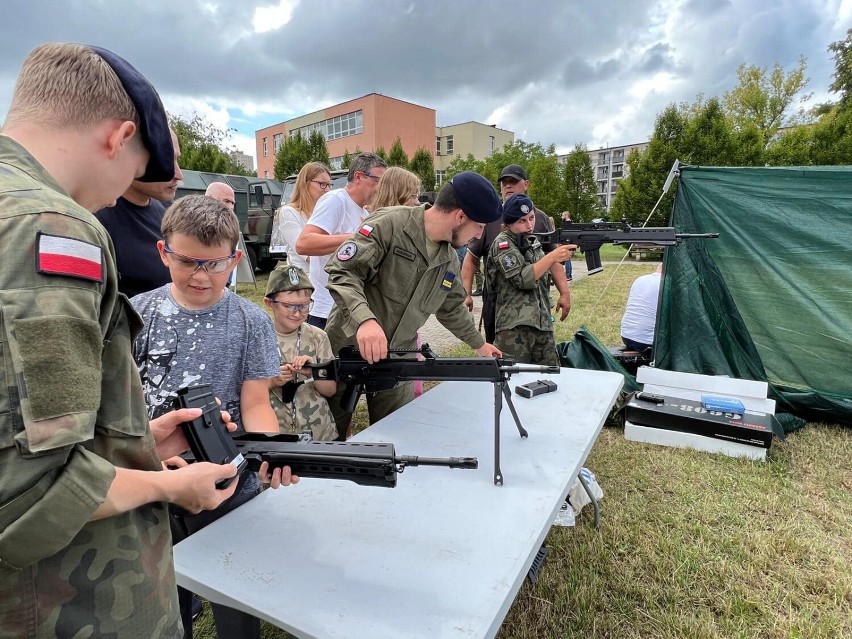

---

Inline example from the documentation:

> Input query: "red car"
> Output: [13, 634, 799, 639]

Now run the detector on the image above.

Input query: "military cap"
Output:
[503, 194, 535, 224]
[266, 265, 314, 297]
[448, 171, 502, 223]
[88, 46, 174, 183]
[499, 164, 529, 182]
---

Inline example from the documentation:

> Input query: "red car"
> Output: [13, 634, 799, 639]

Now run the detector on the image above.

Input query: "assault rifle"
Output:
[175, 385, 477, 489]
[537, 220, 718, 274]
[284, 345, 559, 485]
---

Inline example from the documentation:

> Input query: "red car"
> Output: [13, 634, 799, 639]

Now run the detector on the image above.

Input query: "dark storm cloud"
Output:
[0, 0, 847, 154]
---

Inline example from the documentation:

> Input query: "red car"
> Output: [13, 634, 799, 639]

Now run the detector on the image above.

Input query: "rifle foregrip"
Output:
[341, 383, 360, 413]
[585, 249, 603, 275]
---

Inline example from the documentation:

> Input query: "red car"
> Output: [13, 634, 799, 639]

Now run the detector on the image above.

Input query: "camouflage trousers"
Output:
[494, 326, 559, 366]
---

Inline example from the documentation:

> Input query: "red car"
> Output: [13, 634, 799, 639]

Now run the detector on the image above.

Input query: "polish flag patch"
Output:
[36, 232, 103, 282]
[358, 224, 374, 237]
[497, 240, 510, 250]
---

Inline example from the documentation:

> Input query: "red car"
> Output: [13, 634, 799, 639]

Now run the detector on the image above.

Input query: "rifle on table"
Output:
[537, 220, 718, 275]
[284, 345, 559, 485]
[175, 385, 477, 489]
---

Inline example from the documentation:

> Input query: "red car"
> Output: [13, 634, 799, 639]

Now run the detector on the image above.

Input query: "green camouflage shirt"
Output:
[486, 229, 553, 333]
[324, 204, 485, 352]
[270, 323, 337, 441]
[0, 136, 181, 638]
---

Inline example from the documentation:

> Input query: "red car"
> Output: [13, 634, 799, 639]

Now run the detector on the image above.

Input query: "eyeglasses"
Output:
[163, 244, 237, 274]
[267, 300, 313, 314]
[361, 172, 381, 181]
[311, 180, 333, 190]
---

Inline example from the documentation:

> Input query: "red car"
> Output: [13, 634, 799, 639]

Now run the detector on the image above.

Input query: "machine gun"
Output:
[283, 345, 559, 485]
[175, 385, 477, 489]
[537, 220, 718, 274]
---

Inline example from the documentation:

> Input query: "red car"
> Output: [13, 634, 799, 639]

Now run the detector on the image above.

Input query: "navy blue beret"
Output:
[89, 46, 174, 183]
[449, 171, 501, 223]
[503, 194, 535, 224]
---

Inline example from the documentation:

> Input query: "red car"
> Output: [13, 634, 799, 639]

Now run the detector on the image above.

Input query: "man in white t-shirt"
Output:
[295, 152, 387, 329]
[620, 263, 663, 353]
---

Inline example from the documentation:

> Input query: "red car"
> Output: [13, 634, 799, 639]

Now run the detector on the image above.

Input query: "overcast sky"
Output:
[1, 0, 849, 165]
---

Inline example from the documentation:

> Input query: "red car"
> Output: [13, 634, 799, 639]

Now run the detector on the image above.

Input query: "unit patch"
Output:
[337, 241, 358, 261]
[36, 232, 103, 282]
[501, 254, 519, 270]
[440, 271, 456, 291]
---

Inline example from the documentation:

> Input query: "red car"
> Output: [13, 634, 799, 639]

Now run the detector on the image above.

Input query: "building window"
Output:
[264, 170, 269, 178]
[598, 152, 609, 164]
[435, 170, 446, 186]
[489, 135, 495, 155]
[263, 137, 268, 157]
[291, 110, 364, 142]
[329, 156, 344, 170]
[446, 135, 454, 155]
[598, 166, 609, 178]
[598, 194, 607, 207]
[273, 133, 283, 153]
[436, 136, 441, 155]
[598, 180, 608, 193]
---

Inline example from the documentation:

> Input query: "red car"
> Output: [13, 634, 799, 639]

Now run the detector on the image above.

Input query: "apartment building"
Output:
[255, 94, 515, 183]
[434, 122, 514, 185]
[586, 142, 649, 210]
[255, 93, 435, 178]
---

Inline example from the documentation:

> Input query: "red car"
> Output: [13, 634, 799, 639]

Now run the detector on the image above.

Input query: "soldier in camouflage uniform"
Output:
[324, 171, 504, 439]
[486, 194, 576, 366]
[0, 44, 274, 638]
[265, 266, 338, 441]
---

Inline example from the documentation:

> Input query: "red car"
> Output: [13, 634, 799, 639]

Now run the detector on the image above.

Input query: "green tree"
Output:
[388, 137, 410, 168]
[168, 113, 253, 176]
[828, 28, 852, 105]
[444, 153, 485, 180]
[341, 149, 353, 170]
[374, 146, 389, 162]
[308, 130, 330, 167]
[722, 56, 810, 148]
[273, 131, 311, 180]
[410, 147, 435, 191]
[764, 125, 813, 165]
[680, 97, 741, 165]
[611, 104, 687, 226]
[560, 144, 599, 222]
[526, 144, 563, 218]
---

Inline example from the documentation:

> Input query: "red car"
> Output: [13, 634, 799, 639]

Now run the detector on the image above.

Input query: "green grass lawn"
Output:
[193, 261, 851, 639]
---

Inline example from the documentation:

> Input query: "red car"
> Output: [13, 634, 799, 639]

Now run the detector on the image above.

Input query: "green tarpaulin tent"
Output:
[655, 165, 852, 426]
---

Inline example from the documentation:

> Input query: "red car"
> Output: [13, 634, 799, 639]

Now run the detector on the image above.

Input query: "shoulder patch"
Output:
[440, 271, 456, 291]
[358, 224, 374, 237]
[393, 247, 416, 261]
[36, 232, 103, 282]
[500, 253, 519, 270]
[497, 240, 510, 250]
[337, 241, 358, 261]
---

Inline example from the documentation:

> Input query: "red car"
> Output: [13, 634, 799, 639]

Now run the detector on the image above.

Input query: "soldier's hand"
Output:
[259, 461, 300, 489]
[476, 343, 503, 358]
[169, 462, 240, 513]
[151, 404, 234, 461]
[464, 293, 474, 312]
[555, 291, 572, 321]
[553, 244, 577, 263]
[356, 319, 388, 363]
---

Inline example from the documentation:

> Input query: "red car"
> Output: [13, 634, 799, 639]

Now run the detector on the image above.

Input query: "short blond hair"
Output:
[371, 167, 422, 210]
[3, 43, 139, 130]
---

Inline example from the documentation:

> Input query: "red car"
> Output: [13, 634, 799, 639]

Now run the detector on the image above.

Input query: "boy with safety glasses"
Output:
[131, 193, 281, 639]
[264, 265, 338, 441]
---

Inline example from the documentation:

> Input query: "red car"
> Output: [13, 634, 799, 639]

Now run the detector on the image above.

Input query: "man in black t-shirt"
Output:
[95, 129, 183, 297]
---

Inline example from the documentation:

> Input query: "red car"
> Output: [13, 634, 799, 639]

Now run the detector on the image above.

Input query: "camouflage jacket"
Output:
[270, 323, 337, 441]
[486, 229, 553, 333]
[0, 136, 180, 637]
[324, 204, 484, 352]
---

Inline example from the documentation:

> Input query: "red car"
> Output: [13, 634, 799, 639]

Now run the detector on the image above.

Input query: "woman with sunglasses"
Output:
[270, 161, 332, 273]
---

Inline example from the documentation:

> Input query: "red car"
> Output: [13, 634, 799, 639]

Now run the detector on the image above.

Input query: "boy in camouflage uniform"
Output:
[0, 43, 260, 638]
[486, 194, 576, 365]
[265, 266, 338, 441]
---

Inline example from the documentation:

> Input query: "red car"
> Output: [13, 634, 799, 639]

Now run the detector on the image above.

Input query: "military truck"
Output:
[175, 170, 285, 271]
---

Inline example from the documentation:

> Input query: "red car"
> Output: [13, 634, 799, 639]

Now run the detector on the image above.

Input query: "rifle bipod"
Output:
[493, 378, 528, 486]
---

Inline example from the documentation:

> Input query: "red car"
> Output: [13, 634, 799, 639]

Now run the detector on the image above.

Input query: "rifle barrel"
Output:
[396, 455, 479, 469]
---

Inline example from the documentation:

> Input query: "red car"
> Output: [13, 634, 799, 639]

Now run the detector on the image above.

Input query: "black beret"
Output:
[89, 46, 174, 183]
[449, 171, 502, 223]
[503, 194, 535, 224]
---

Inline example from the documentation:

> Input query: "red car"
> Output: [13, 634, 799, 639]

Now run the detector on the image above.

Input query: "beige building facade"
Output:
[434, 122, 515, 185]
